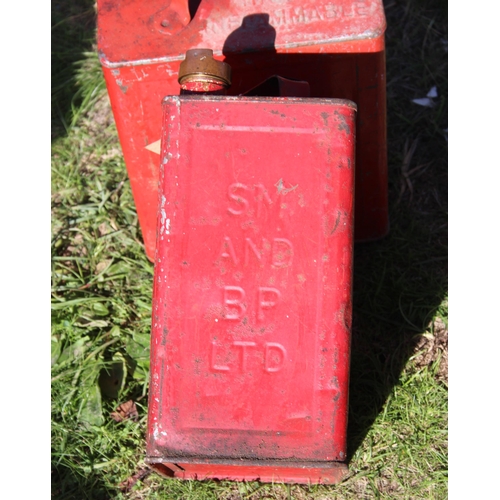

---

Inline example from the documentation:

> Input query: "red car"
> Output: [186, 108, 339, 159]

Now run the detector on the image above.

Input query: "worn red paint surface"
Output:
[145, 96, 356, 483]
[97, 0, 388, 261]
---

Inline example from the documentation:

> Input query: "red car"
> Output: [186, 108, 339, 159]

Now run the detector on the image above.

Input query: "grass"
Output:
[51, 0, 447, 498]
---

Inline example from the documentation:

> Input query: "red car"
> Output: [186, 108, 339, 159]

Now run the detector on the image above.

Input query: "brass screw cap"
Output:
[178, 49, 232, 88]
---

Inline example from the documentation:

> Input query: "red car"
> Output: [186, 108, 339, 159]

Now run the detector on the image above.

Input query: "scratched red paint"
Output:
[97, 0, 388, 261]
[146, 96, 356, 483]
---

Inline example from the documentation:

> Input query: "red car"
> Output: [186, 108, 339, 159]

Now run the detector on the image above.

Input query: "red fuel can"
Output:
[97, 0, 387, 261]
[145, 95, 356, 484]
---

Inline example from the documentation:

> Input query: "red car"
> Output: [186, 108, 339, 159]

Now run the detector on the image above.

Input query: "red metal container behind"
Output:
[146, 95, 356, 484]
[97, 0, 387, 261]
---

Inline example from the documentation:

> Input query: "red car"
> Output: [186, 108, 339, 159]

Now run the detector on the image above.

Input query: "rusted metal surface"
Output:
[146, 95, 356, 484]
[97, 0, 388, 261]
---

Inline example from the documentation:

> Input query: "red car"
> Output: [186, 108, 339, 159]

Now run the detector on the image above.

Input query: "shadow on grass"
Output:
[51, 463, 113, 500]
[51, 0, 97, 140]
[347, 212, 447, 460]
[346, 0, 448, 461]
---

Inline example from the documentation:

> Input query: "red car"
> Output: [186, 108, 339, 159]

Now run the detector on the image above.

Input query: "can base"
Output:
[146, 458, 349, 484]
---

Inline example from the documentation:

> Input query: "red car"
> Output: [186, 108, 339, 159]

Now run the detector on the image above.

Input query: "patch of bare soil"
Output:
[413, 317, 448, 382]
[79, 91, 123, 174]
[82, 89, 116, 139]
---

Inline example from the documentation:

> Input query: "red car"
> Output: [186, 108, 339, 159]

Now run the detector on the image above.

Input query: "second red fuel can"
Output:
[97, 0, 388, 261]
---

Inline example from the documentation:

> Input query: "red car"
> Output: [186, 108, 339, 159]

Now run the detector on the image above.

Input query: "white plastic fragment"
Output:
[412, 86, 438, 108]
[426, 86, 438, 98]
[412, 97, 436, 108]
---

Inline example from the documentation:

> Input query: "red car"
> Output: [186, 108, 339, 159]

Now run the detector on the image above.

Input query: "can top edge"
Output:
[98, 31, 385, 68]
[162, 95, 358, 111]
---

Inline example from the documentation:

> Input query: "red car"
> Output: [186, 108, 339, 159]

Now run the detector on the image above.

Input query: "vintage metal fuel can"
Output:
[145, 95, 356, 483]
[97, 0, 387, 261]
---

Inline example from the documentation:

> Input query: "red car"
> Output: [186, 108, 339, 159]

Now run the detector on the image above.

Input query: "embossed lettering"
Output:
[217, 237, 291, 268]
[228, 182, 273, 216]
[265, 342, 287, 373]
[223, 286, 246, 320]
[233, 341, 256, 371]
[254, 183, 273, 216]
[257, 287, 281, 320]
[220, 236, 239, 265]
[209, 340, 287, 373]
[210, 341, 230, 372]
[272, 238, 294, 267]
[227, 183, 251, 215]
[354, 1, 371, 16]
[244, 237, 263, 265]
[206, 2, 371, 36]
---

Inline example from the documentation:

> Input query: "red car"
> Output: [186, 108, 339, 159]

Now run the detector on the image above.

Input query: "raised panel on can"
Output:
[146, 96, 356, 483]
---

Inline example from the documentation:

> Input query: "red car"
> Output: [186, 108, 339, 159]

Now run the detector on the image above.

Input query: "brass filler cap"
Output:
[178, 49, 232, 88]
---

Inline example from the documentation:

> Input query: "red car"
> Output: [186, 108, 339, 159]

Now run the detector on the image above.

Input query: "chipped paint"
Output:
[115, 79, 128, 94]
[334, 110, 351, 135]
[275, 178, 299, 195]
[160, 195, 167, 236]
